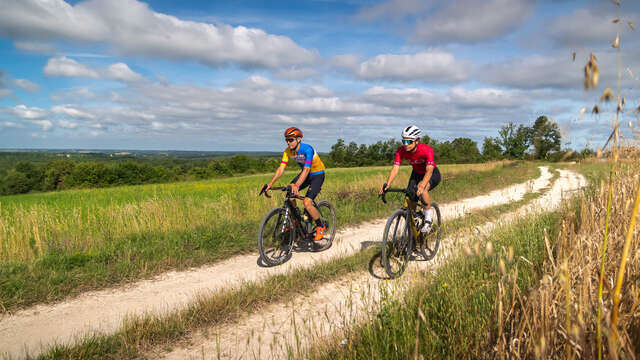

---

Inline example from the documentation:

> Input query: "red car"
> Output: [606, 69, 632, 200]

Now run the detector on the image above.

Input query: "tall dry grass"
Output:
[492, 160, 639, 358]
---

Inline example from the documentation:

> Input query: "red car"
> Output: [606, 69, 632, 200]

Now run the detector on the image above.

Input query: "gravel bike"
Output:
[380, 184, 442, 278]
[257, 185, 336, 266]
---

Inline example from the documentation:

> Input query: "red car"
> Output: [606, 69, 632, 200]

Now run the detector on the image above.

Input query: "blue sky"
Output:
[0, 0, 639, 152]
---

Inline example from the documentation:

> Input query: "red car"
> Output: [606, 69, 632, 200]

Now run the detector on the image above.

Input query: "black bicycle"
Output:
[380, 184, 442, 278]
[257, 185, 336, 266]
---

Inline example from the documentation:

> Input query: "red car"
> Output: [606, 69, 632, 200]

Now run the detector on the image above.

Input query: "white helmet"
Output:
[402, 125, 421, 140]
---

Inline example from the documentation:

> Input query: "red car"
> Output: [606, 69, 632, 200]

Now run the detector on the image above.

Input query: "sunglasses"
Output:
[402, 139, 414, 145]
[286, 137, 297, 143]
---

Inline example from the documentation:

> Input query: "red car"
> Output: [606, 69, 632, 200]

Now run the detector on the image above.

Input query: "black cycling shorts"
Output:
[407, 167, 441, 196]
[291, 172, 325, 200]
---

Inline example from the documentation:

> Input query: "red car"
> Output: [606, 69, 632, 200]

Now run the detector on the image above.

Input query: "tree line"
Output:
[0, 155, 282, 195]
[328, 116, 594, 167]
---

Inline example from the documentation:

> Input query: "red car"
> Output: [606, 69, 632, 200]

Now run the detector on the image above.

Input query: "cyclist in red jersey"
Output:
[379, 125, 441, 232]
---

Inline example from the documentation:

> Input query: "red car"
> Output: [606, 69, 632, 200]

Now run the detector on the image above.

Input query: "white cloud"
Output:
[44, 57, 144, 82]
[14, 78, 40, 93]
[106, 63, 143, 82]
[51, 105, 96, 119]
[362, 86, 442, 107]
[33, 119, 54, 131]
[480, 55, 583, 89]
[1, 121, 23, 128]
[50, 87, 98, 101]
[12, 105, 47, 119]
[547, 8, 638, 47]
[414, 0, 535, 44]
[44, 56, 100, 78]
[448, 87, 525, 108]
[0, 89, 11, 98]
[272, 66, 319, 80]
[0, 0, 317, 69]
[354, 50, 470, 82]
[14, 41, 56, 54]
[57, 119, 78, 129]
[357, 0, 535, 44]
[330, 54, 361, 71]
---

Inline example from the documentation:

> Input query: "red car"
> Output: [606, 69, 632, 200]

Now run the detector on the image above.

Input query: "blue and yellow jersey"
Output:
[280, 143, 325, 175]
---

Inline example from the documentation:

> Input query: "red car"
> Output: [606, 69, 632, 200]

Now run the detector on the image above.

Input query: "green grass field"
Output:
[0, 161, 538, 311]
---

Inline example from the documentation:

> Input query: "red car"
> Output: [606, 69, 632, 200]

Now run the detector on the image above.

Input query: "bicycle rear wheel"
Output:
[418, 202, 442, 260]
[312, 200, 336, 251]
[381, 209, 411, 278]
[258, 208, 295, 266]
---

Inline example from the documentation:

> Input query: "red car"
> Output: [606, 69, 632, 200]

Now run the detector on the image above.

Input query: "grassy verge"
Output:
[312, 210, 564, 359]
[0, 162, 539, 311]
[34, 172, 553, 360]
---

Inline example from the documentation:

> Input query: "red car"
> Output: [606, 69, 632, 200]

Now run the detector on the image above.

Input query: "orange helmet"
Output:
[284, 127, 303, 138]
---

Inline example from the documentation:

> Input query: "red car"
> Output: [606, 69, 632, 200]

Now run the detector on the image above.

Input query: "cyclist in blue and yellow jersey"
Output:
[264, 127, 327, 240]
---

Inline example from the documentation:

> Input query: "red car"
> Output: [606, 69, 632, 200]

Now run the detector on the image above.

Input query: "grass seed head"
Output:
[600, 88, 615, 102]
[486, 241, 494, 256]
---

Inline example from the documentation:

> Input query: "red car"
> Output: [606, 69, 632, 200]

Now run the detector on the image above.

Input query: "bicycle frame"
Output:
[382, 185, 429, 242]
[401, 195, 422, 241]
[264, 185, 318, 239]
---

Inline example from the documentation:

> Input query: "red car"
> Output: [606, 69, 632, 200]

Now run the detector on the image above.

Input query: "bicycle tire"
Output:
[258, 207, 295, 266]
[418, 202, 442, 260]
[381, 209, 411, 278]
[312, 200, 336, 251]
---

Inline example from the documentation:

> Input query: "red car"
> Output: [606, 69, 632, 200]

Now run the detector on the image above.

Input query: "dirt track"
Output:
[157, 168, 586, 359]
[0, 166, 561, 359]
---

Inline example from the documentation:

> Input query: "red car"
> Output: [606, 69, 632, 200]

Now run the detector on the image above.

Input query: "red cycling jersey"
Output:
[394, 144, 437, 174]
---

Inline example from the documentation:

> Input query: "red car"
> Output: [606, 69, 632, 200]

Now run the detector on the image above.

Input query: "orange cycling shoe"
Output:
[314, 225, 326, 241]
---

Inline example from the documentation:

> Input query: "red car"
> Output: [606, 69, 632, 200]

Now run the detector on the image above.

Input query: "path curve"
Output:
[0, 167, 554, 359]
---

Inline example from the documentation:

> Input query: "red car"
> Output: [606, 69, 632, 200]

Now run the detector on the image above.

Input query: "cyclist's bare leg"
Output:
[303, 197, 319, 220]
[420, 183, 432, 211]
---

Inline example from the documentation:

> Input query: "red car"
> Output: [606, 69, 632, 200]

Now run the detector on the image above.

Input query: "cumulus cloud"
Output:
[57, 119, 78, 129]
[44, 57, 144, 82]
[480, 55, 583, 89]
[12, 105, 47, 119]
[361, 86, 442, 107]
[106, 63, 143, 82]
[272, 66, 320, 80]
[547, 8, 639, 48]
[329, 54, 361, 71]
[50, 87, 98, 101]
[44, 56, 100, 78]
[33, 119, 54, 131]
[0, 0, 317, 69]
[352, 50, 470, 82]
[448, 87, 526, 108]
[357, 0, 535, 44]
[51, 105, 96, 119]
[14, 78, 40, 93]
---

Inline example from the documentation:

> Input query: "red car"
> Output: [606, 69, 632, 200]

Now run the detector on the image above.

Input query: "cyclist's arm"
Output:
[267, 166, 286, 188]
[380, 164, 401, 194]
[267, 152, 289, 188]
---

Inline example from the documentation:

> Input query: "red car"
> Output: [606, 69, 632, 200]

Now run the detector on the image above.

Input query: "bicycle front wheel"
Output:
[258, 207, 295, 266]
[313, 200, 336, 251]
[381, 209, 411, 278]
[418, 202, 442, 260]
